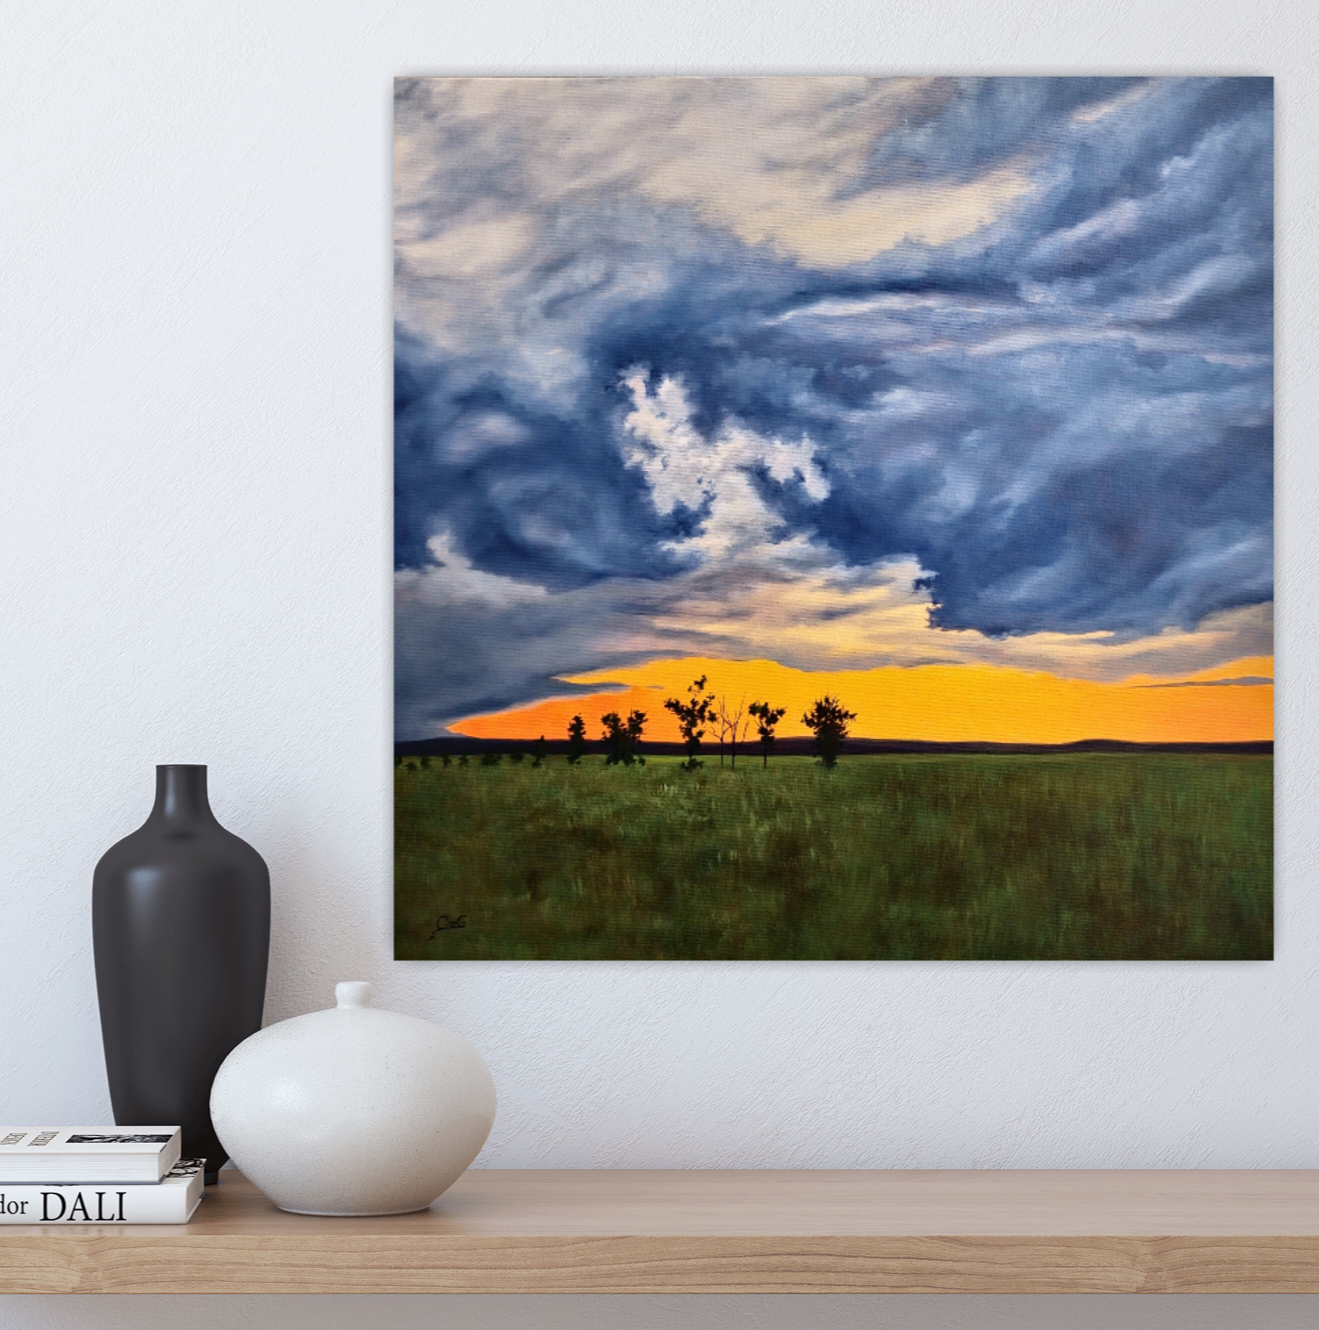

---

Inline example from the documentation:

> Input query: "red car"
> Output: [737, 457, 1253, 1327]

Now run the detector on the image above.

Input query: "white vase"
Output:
[209, 981, 496, 1215]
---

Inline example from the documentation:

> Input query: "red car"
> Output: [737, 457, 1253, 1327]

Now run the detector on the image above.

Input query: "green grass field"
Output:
[394, 754, 1272, 960]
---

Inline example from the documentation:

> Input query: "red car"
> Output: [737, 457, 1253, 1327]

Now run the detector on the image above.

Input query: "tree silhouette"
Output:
[601, 709, 647, 766]
[532, 735, 548, 768]
[715, 694, 753, 768]
[566, 714, 587, 765]
[663, 675, 715, 770]
[801, 696, 856, 768]
[748, 701, 787, 769]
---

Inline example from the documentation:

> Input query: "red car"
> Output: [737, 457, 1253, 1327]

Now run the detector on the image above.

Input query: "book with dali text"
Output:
[0, 1157, 205, 1224]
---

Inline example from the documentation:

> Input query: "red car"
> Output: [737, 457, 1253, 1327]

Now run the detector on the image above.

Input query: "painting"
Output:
[394, 77, 1273, 960]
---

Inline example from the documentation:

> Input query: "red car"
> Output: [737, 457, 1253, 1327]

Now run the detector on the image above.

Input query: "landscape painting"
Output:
[394, 77, 1273, 960]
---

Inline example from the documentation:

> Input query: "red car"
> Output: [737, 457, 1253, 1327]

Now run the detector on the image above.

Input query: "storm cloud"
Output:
[394, 77, 1272, 736]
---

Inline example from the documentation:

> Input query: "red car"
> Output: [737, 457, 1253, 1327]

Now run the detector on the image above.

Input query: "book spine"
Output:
[0, 1184, 195, 1224]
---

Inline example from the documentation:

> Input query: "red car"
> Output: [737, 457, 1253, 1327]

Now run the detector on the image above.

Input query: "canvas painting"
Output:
[394, 77, 1273, 960]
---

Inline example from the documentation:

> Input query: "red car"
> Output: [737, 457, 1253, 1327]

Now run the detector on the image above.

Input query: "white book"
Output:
[0, 1158, 204, 1225]
[0, 1127, 181, 1183]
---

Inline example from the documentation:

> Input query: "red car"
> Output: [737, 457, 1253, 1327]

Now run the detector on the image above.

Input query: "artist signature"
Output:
[427, 914, 468, 940]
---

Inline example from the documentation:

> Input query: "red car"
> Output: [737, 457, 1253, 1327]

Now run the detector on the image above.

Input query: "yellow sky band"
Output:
[450, 655, 1274, 746]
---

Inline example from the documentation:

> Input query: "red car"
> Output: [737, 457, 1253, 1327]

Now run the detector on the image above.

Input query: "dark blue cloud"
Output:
[395, 330, 688, 589]
[856, 77, 1150, 187]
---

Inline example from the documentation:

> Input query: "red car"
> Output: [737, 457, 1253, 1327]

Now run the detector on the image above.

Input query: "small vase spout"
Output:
[152, 765, 218, 826]
[335, 981, 374, 1009]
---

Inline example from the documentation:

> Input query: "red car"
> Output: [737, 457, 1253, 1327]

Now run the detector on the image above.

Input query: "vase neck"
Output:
[151, 766, 217, 826]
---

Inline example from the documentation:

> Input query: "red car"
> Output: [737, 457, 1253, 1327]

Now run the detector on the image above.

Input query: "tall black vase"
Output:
[92, 766, 270, 1185]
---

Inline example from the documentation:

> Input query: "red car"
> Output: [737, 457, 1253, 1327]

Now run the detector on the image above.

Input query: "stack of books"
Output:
[0, 1127, 204, 1224]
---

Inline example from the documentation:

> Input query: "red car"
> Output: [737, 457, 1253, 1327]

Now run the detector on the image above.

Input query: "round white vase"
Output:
[209, 981, 496, 1216]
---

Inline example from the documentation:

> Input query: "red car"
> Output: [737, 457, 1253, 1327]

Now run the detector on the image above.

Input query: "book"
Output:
[0, 1127, 181, 1183]
[0, 1157, 204, 1224]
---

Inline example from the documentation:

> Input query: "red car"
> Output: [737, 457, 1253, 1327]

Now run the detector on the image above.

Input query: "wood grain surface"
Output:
[2, 1169, 1318, 1294]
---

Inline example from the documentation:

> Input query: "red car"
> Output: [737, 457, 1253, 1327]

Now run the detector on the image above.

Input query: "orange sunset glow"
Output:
[448, 654, 1274, 747]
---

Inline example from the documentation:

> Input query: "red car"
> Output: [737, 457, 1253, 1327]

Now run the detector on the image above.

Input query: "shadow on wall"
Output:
[3, 1296, 1318, 1330]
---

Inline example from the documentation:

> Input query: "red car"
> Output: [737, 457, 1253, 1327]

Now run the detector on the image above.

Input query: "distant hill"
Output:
[396, 735, 1272, 759]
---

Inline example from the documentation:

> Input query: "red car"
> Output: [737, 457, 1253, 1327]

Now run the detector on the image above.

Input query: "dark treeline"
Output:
[395, 735, 1272, 759]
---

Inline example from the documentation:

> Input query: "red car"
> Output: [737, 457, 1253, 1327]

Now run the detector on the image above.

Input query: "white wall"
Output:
[1, 0, 1313, 1326]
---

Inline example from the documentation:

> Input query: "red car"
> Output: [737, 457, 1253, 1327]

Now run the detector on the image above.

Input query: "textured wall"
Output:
[1, 0, 1313, 1326]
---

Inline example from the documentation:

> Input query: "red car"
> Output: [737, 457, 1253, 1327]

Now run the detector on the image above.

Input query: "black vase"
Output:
[92, 766, 270, 1185]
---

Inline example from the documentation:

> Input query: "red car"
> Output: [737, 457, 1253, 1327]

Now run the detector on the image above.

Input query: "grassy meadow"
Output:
[394, 753, 1272, 960]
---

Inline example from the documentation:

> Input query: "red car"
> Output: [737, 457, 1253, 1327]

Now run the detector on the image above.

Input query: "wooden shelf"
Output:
[3, 1169, 1319, 1294]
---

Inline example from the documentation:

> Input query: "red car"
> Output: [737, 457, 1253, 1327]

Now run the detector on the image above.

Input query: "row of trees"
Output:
[398, 683, 857, 772]
[399, 741, 552, 770]
[658, 676, 857, 769]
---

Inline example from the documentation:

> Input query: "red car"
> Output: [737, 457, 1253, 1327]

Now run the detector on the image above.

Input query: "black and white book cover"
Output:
[0, 1127, 181, 1183]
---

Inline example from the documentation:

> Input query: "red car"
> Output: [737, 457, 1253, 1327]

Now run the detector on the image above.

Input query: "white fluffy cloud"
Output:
[621, 371, 829, 565]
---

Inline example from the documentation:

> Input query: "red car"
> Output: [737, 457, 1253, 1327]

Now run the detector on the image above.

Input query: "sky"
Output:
[394, 77, 1273, 744]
